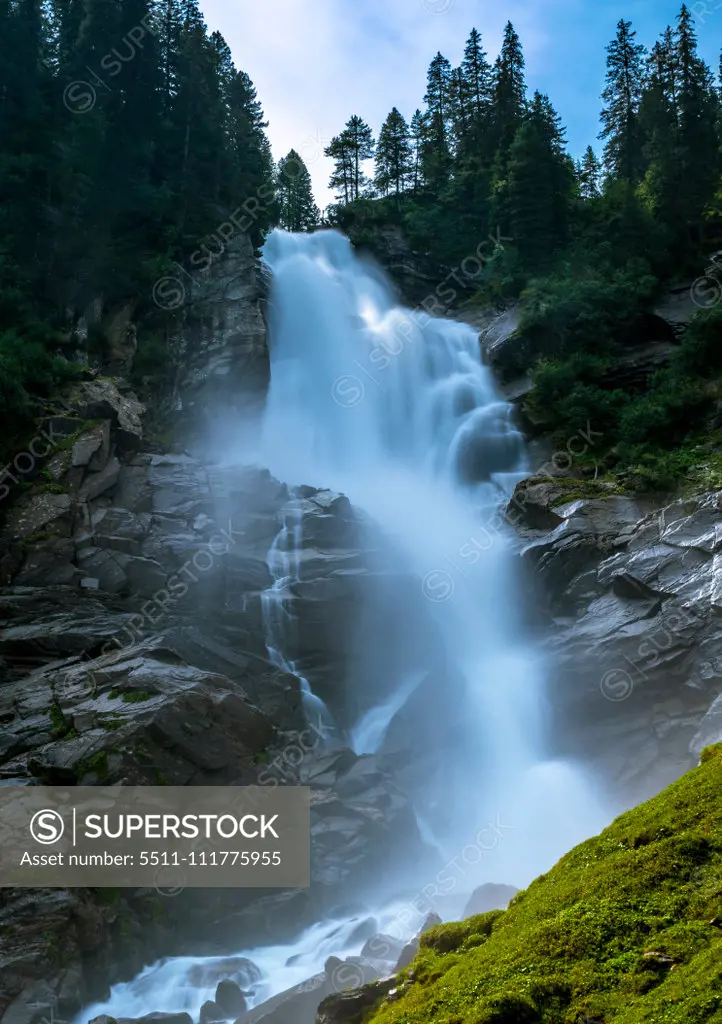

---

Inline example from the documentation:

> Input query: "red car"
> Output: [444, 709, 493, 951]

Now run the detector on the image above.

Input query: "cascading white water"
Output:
[261, 505, 336, 738]
[260, 228, 609, 880]
[76, 229, 612, 1023]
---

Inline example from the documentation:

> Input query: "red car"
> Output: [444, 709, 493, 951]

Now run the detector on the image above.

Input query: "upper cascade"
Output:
[261, 227, 526, 499]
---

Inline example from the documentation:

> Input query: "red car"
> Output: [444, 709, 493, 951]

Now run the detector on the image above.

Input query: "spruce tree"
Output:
[461, 28, 492, 122]
[491, 22, 526, 161]
[494, 92, 573, 268]
[409, 109, 426, 191]
[674, 3, 719, 238]
[277, 150, 319, 232]
[422, 52, 453, 191]
[375, 107, 413, 198]
[577, 146, 603, 199]
[325, 134, 353, 204]
[599, 19, 646, 183]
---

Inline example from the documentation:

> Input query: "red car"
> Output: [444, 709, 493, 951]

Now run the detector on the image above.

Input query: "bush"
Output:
[0, 326, 81, 454]
[530, 354, 629, 441]
[518, 260, 658, 364]
[618, 373, 712, 452]
[673, 304, 722, 379]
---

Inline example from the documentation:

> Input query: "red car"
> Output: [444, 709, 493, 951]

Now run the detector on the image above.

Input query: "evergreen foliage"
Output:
[276, 149, 319, 231]
[0, 0, 277, 446]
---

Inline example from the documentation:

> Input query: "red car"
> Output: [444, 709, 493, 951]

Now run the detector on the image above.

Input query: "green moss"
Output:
[42, 482, 67, 495]
[78, 750, 109, 781]
[48, 701, 73, 738]
[120, 690, 154, 704]
[362, 745, 722, 1024]
[98, 717, 125, 732]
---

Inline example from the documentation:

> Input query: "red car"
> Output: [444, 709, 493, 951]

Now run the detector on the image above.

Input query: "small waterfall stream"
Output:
[261, 504, 335, 738]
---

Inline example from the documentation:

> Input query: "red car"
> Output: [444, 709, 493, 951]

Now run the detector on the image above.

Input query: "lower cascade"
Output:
[78, 228, 613, 1021]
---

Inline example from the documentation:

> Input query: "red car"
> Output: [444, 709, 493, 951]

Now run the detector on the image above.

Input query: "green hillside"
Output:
[362, 745, 722, 1024]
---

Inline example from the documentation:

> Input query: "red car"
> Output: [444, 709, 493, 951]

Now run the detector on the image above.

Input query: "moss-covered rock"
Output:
[360, 745, 722, 1024]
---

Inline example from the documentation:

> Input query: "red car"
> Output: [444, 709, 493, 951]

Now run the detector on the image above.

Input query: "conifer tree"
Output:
[638, 30, 681, 225]
[409, 109, 426, 191]
[599, 19, 646, 183]
[277, 149, 319, 232]
[493, 92, 573, 268]
[325, 134, 353, 204]
[577, 146, 603, 199]
[422, 52, 453, 190]
[461, 28, 492, 123]
[326, 116, 375, 203]
[491, 22, 526, 160]
[342, 115, 375, 200]
[375, 107, 413, 198]
[674, 3, 719, 235]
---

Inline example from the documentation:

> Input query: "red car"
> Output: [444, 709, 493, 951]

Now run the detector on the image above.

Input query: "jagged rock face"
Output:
[509, 478, 722, 801]
[173, 234, 269, 424]
[0, 379, 424, 1024]
[351, 226, 455, 306]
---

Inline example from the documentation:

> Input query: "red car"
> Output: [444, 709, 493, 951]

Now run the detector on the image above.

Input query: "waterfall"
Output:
[261, 503, 336, 740]
[75, 228, 611, 1023]
[260, 228, 609, 882]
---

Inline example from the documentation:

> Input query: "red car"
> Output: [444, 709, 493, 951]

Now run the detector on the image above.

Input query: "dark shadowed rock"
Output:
[199, 1002, 225, 1024]
[215, 980, 247, 1017]
[234, 974, 329, 1024]
[316, 978, 398, 1024]
[116, 1015, 193, 1024]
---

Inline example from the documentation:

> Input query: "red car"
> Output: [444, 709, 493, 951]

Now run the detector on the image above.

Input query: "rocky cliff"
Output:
[0, 243, 424, 1024]
[508, 475, 722, 802]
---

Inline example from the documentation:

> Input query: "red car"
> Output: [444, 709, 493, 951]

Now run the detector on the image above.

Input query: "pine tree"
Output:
[577, 146, 603, 199]
[674, 3, 719, 237]
[494, 92, 574, 268]
[325, 134, 353, 204]
[638, 30, 682, 225]
[223, 67, 277, 241]
[491, 22, 526, 161]
[599, 19, 646, 183]
[409, 109, 426, 191]
[326, 116, 375, 203]
[375, 107, 413, 198]
[461, 28, 492, 123]
[449, 66, 468, 144]
[422, 52, 453, 191]
[277, 150, 319, 232]
[344, 115, 375, 200]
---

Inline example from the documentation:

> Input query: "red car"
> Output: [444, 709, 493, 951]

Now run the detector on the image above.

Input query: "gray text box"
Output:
[0, 786, 310, 888]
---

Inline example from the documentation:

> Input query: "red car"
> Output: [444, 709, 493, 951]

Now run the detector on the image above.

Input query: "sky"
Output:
[201, 0, 721, 212]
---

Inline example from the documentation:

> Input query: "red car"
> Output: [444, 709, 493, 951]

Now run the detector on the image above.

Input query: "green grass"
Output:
[361, 745, 722, 1024]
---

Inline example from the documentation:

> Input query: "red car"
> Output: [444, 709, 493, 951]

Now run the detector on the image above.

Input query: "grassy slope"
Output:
[364, 745, 722, 1024]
